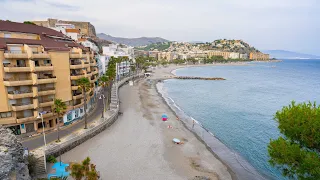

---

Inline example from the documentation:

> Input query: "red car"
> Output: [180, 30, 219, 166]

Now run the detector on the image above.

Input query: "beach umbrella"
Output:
[162, 114, 168, 118]
[172, 138, 181, 143]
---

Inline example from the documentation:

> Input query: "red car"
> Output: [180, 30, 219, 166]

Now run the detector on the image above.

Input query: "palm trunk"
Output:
[57, 115, 60, 142]
[83, 88, 88, 129]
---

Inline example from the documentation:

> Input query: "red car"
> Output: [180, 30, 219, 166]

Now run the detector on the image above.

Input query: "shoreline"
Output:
[153, 64, 270, 179]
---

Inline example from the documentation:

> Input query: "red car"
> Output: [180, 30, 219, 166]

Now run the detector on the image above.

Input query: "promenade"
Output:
[21, 89, 106, 150]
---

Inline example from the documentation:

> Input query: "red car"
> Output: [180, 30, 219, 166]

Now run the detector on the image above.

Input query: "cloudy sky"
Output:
[1, 0, 319, 55]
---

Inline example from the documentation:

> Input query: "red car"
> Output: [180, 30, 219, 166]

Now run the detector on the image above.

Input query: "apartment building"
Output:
[207, 51, 231, 59]
[249, 52, 270, 60]
[0, 21, 99, 135]
[229, 52, 240, 59]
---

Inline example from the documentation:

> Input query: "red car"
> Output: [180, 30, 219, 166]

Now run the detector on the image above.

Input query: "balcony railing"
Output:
[7, 89, 33, 99]
[70, 73, 85, 80]
[39, 99, 54, 108]
[3, 77, 33, 86]
[4, 50, 28, 59]
[32, 52, 50, 59]
[16, 114, 36, 123]
[34, 64, 54, 72]
[37, 75, 57, 84]
[11, 102, 34, 111]
[38, 87, 56, 96]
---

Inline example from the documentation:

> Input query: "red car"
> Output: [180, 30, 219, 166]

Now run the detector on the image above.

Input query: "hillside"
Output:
[263, 50, 320, 59]
[97, 33, 169, 47]
[141, 39, 261, 54]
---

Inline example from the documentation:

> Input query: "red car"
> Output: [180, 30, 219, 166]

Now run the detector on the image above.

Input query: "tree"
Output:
[23, 21, 36, 25]
[70, 157, 99, 180]
[268, 101, 320, 179]
[53, 99, 67, 142]
[98, 75, 109, 113]
[77, 78, 91, 129]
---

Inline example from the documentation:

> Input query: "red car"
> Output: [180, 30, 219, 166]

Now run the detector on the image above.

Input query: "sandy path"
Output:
[61, 66, 232, 180]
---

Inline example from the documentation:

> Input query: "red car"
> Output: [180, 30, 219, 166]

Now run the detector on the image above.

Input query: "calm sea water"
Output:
[163, 60, 320, 179]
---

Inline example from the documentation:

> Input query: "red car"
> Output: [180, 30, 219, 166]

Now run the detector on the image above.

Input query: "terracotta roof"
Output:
[66, 29, 80, 33]
[0, 21, 87, 51]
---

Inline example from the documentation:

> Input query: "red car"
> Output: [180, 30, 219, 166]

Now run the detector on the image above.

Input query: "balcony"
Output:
[3, 64, 31, 73]
[11, 103, 34, 111]
[37, 75, 57, 84]
[38, 87, 56, 96]
[16, 115, 36, 123]
[39, 99, 54, 108]
[73, 93, 83, 100]
[70, 73, 85, 80]
[82, 61, 90, 68]
[3, 78, 33, 86]
[70, 60, 82, 69]
[90, 76, 97, 83]
[70, 52, 81, 59]
[42, 112, 54, 118]
[7, 89, 33, 99]
[4, 50, 28, 59]
[90, 60, 96, 66]
[34, 64, 54, 72]
[32, 52, 50, 59]
[85, 71, 93, 78]
[93, 70, 99, 75]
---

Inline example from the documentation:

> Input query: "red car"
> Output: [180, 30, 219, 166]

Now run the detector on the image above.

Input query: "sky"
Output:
[1, 0, 320, 55]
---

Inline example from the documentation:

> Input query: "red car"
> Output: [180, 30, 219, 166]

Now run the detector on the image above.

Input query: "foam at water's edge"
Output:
[156, 81, 270, 180]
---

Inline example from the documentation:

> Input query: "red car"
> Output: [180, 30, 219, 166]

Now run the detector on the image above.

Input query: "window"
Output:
[1, 112, 12, 118]
[44, 60, 51, 64]
[4, 33, 11, 38]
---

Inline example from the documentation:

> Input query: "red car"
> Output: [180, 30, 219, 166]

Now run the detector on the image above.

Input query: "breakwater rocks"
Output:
[174, 76, 226, 80]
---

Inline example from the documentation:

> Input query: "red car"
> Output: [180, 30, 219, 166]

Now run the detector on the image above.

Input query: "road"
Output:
[22, 89, 107, 150]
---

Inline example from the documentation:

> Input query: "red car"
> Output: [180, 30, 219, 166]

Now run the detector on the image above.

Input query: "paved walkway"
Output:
[22, 89, 107, 150]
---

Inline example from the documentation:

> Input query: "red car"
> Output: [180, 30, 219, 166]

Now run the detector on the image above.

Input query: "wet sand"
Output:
[61, 65, 233, 180]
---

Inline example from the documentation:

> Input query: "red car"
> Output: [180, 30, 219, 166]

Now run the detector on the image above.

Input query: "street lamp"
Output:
[99, 94, 106, 118]
[37, 112, 47, 173]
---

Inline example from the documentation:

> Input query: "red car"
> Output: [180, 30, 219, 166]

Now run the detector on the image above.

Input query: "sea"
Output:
[158, 60, 320, 180]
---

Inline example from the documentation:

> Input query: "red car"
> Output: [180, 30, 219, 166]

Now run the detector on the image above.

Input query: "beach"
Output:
[61, 64, 234, 180]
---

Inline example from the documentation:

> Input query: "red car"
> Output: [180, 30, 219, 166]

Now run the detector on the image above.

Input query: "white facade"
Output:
[240, 54, 248, 59]
[81, 40, 99, 52]
[102, 44, 134, 60]
[99, 55, 107, 75]
[229, 52, 240, 59]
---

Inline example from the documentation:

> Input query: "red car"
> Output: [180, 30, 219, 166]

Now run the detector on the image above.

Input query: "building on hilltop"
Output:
[31, 18, 96, 37]
[0, 21, 99, 135]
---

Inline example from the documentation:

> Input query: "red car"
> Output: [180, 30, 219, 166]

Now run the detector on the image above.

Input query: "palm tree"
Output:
[70, 157, 99, 180]
[99, 75, 109, 113]
[53, 99, 67, 142]
[77, 77, 91, 129]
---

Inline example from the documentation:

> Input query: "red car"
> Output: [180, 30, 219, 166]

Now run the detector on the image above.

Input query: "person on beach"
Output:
[192, 120, 195, 128]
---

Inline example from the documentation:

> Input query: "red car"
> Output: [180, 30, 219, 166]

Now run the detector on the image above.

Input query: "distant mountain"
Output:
[97, 33, 169, 47]
[263, 50, 320, 59]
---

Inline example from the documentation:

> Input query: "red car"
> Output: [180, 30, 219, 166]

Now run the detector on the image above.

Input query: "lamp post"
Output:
[99, 94, 105, 119]
[37, 112, 47, 173]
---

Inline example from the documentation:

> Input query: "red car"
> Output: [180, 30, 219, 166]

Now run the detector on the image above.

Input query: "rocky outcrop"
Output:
[175, 76, 226, 80]
[0, 126, 30, 180]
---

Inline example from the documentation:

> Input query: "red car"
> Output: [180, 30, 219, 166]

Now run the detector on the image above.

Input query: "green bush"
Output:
[47, 155, 57, 163]
[28, 154, 38, 177]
